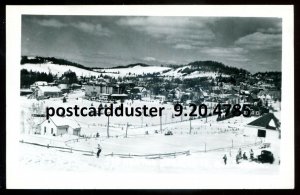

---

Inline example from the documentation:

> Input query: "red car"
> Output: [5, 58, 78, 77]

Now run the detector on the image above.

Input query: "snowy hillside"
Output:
[21, 63, 171, 78]
[162, 65, 230, 79]
[21, 56, 241, 79]
[93, 65, 171, 77]
[21, 63, 103, 78]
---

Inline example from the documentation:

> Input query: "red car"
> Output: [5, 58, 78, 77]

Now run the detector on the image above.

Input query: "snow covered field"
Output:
[19, 90, 281, 175]
[19, 142, 279, 175]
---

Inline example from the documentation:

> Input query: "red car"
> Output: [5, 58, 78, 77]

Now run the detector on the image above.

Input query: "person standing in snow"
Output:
[238, 148, 242, 158]
[236, 154, 240, 164]
[250, 149, 254, 160]
[223, 154, 227, 165]
[243, 152, 248, 160]
[96, 144, 102, 158]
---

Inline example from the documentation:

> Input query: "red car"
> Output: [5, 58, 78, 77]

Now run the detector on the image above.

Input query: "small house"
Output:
[58, 83, 70, 93]
[34, 86, 62, 98]
[30, 81, 48, 90]
[243, 113, 280, 140]
[40, 116, 81, 136]
[71, 83, 82, 90]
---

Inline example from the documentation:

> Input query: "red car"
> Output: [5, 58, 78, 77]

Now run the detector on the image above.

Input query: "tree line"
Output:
[21, 69, 81, 88]
[21, 69, 54, 88]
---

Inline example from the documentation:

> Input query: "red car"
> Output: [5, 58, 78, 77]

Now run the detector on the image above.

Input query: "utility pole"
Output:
[141, 113, 143, 128]
[160, 114, 162, 134]
[189, 117, 192, 134]
[107, 115, 110, 138]
[125, 122, 128, 138]
[21, 110, 25, 134]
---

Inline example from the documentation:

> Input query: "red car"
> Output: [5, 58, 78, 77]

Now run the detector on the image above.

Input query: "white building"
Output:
[30, 81, 48, 90]
[40, 116, 81, 136]
[34, 86, 62, 98]
[243, 113, 280, 141]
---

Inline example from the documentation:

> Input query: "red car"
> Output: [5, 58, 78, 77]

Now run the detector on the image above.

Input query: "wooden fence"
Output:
[104, 150, 191, 159]
[19, 138, 262, 159]
[19, 140, 95, 156]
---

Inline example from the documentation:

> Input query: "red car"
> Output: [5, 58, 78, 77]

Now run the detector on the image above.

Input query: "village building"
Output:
[243, 113, 280, 141]
[30, 81, 48, 91]
[154, 95, 166, 103]
[258, 90, 281, 102]
[20, 88, 33, 96]
[129, 87, 147, 99]
[85, 83, 119, 97]
[39, 116, 81, 136]
[71, 83, 82, 90]
[110, 94, 129, 102]
[33, 86, 62, 98]
[224, 94, 240, 104]
[48, 82, 58, 86]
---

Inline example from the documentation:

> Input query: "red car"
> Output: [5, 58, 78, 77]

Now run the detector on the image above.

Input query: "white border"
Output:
[6, 5, 294, 189]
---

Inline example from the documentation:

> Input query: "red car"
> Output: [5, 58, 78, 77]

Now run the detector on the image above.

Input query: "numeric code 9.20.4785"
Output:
[173, 103, 251, 117]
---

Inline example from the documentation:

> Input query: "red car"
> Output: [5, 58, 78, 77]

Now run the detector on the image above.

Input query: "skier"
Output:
[96, 144, 102, 158]
[243, 152, 248, 160]
[250, 149, 254, 160]
[223, 154, 227, 165]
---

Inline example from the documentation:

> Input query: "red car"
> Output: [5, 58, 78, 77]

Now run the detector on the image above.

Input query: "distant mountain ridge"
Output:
[111, 63, 151, 69]
[20, 56, 279, 77]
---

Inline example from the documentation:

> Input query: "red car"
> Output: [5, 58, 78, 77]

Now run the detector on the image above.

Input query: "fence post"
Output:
[47, 144, 49, 148]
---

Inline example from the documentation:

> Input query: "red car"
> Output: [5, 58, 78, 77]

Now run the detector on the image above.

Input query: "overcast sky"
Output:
[22, 15, 282, 73]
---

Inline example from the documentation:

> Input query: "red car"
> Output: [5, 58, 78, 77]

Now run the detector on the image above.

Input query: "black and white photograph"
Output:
[6, 5, 294, 189]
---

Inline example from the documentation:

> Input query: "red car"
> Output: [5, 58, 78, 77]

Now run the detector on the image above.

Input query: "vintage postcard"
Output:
[6, 5, 294, 189]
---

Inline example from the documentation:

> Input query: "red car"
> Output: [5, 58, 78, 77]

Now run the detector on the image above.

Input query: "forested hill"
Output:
[21, 56, 92, 71]
[111, 63, 150, 69]
[188, 61, 250, 75]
